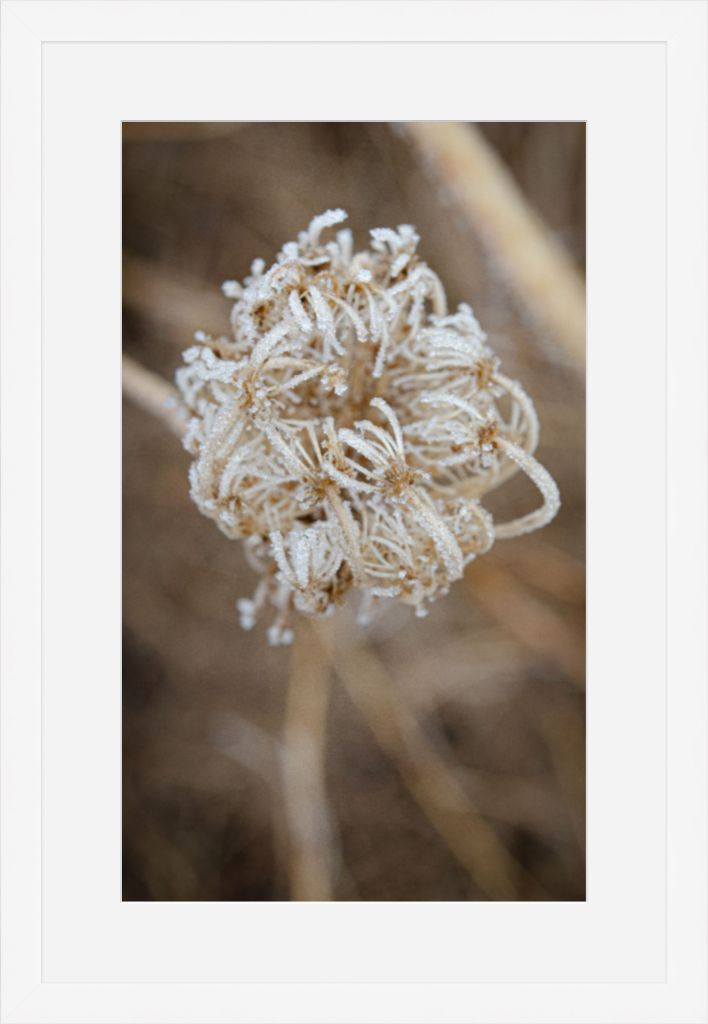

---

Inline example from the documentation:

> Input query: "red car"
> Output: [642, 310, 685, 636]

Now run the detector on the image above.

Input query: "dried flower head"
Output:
[177, 209, 560, 643]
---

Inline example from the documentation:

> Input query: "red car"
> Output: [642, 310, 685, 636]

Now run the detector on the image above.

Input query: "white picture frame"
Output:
[1, 2, 706, 1022]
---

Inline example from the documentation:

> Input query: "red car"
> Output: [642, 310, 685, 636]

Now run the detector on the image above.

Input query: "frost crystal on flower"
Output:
[177, 210, 560, 643]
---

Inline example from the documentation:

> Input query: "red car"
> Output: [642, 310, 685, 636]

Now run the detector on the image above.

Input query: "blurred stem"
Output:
[312, 618, 524, 900]
[466, 559, 586, 689]
[402, 122, 586, 367]
[123, 252, 228, 344]
[282, 616, 336, 900]
[122, 354, 187, 438]
[539, 706, 586, 850]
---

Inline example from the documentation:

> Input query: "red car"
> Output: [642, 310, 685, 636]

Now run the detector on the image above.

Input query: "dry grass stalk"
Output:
[539, 706, 586, 848]
[281, 617, 336, 900]
[466, 559, 586, 689]
[122, 354, 186, 438]
[310, 617, 523, 900]
[496, 540, 585, 606]
[123, 253, 228, 343]
[401, 122, 586, 366]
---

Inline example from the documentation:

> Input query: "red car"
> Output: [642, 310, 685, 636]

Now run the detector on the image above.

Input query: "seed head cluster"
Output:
[176, 209, 560, 644]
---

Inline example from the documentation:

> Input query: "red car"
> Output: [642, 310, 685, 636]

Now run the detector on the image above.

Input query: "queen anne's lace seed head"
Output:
[177, 210, 560, 643]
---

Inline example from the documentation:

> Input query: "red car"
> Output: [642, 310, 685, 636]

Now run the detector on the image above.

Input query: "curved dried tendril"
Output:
[177, 210, 560, 643]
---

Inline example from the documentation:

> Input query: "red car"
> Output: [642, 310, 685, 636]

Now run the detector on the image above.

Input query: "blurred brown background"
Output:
[123, 122, 585, 901]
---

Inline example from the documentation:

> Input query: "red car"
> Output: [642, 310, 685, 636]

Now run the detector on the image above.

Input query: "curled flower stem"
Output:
[323, 487, 364, 581]
[493, 439, 561, 539]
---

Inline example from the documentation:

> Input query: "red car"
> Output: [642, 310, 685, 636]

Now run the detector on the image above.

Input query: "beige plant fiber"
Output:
[175, 210, 560, 644]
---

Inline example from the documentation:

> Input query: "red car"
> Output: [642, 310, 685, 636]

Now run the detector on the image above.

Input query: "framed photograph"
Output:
[1, 2, 706, 1022]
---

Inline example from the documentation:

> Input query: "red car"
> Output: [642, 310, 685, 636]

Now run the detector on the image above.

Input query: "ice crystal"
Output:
[177, 210, 560, 643]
